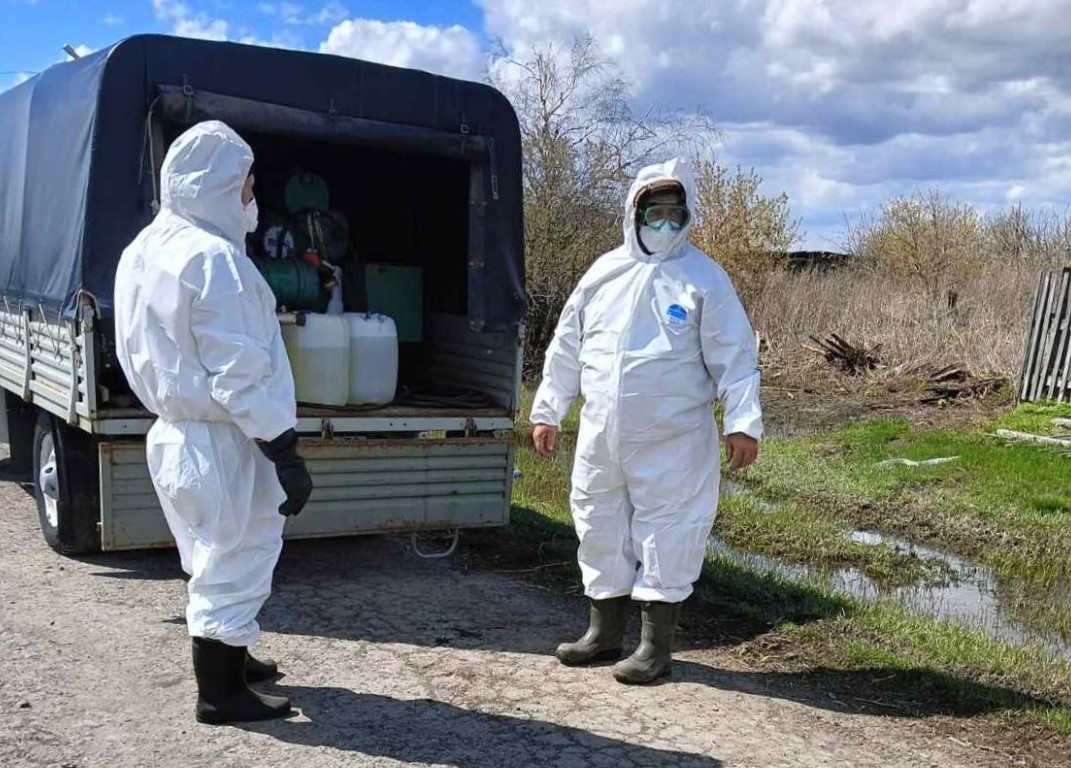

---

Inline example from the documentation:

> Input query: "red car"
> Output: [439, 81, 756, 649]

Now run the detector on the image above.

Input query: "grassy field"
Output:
[742, 401, 1071, 639]
[465, 394, 1071, 747]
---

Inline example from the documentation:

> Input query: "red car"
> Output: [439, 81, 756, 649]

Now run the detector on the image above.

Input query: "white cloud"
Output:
[311, 3, 347, 25]
[320, 19, 483, 81]
[152, 0, 229, 41]
[259, 2, 347, 26]
[478, 0, 1071, 247]
[100, 13, 124, 26]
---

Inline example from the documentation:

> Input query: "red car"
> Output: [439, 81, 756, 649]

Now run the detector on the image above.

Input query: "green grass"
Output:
[747, 411, 1071, 553]
[715, 492, 948, 586]
[737, 407, 1071, 638]
[827, 602, 1071, 731]
[993, 401, 1071, 436]
[732, 403, 1071, 731]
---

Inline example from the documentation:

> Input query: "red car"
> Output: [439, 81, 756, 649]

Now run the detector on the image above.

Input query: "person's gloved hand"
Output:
[257, 429, 313, 516]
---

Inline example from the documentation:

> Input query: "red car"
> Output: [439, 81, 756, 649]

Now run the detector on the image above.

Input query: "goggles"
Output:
[639, 203, 690, 231]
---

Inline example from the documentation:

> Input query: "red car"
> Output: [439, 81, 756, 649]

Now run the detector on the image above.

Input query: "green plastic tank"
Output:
[255, 258, 325, 311]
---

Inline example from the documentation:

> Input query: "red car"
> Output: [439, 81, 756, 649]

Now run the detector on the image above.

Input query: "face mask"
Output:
[640, 222, 679, 254]
[242, 198, 259, 234]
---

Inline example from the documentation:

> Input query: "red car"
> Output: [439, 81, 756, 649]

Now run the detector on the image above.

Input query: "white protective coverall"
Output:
[530, 158, 763, 604]
[114, 121, 297, 647]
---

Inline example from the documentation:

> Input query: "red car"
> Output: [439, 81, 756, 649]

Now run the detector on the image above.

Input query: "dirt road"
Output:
[0, 480, 993, 768]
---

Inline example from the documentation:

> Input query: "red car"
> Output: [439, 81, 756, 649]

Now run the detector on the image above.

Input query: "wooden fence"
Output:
[1020, 267, 1071, 403]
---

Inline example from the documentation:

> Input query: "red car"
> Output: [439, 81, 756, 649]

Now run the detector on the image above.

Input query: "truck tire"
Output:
[33, 411, 101, 555]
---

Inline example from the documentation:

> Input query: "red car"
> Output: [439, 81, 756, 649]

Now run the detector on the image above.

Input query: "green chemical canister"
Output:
[256, 258, 325, 311]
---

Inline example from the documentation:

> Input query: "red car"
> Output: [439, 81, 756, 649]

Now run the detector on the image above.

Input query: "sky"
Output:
[2, 0, 1069, 250]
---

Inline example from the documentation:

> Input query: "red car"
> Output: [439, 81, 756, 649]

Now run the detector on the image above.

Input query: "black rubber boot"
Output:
[555, 595, 631, 666]
[192, 638, 292, 725]
[612, 601, 682, 685]
[245, 651, 279, 684]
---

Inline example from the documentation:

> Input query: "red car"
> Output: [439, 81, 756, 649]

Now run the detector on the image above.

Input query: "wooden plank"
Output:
[1045, 270, 1071, 399]
[1023, 270, 1049, 400]
[1034, 272, 1062, 401]
[1034, 271, 1061, 400]
[1021, 272, 1049, 401]
[1057, 269, 1071, 403]
[995, 429, 1071, 450]
[1028, 273, 1055, 401]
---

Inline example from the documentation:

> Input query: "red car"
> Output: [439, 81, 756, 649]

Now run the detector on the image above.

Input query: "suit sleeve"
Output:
[699, 274, 764, 440]
[529, 284, 585, 428]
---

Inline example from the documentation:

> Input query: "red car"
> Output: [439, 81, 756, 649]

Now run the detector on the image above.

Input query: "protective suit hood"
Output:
[160, 120, 253, 245]
[624, 158, 697, 262]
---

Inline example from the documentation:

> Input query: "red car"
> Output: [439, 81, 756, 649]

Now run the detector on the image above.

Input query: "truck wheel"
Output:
[33, 411, 101, 555]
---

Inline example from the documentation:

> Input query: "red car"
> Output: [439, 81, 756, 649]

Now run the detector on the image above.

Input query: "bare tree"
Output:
[985, 205, 1071, 264]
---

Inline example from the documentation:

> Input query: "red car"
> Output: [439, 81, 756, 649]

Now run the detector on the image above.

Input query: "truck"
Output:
[0, 34, 526, 556]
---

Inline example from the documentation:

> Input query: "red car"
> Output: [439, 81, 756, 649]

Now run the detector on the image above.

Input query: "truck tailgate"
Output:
[98, 438, 514, 551]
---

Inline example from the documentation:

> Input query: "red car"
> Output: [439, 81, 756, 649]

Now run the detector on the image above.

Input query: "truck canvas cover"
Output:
[0, 34, 525, 331]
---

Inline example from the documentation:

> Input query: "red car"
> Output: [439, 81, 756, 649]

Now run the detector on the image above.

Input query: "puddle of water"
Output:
[708, 528, 1071, 660]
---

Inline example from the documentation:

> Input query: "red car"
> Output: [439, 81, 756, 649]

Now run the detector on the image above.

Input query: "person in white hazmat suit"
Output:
[113, 121, 313, 724]
[530, 158, 763, 685]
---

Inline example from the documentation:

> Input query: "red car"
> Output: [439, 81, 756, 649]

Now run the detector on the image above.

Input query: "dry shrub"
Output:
[690, 160, 801, 304]
[779, 190, 1071, 383]
[844, 189, 985, 300]
[751, 260, 1046, 380]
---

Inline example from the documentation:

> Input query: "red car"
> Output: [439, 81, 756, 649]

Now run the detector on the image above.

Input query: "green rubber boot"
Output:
[555, 595, 631, 666]
[612, 601, 681, 685]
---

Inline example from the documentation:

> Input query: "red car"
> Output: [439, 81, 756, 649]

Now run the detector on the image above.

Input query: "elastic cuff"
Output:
[187, 611, 261, 648]
[724, 416, 764, 441]
[631, 584, 693, 603]
[584, 586, 634, 601]
[246, 412, 299, 444]
[528, 410, 561, 428]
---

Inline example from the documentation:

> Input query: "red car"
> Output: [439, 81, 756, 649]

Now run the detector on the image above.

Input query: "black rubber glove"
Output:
[257, 429, 313, 517]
